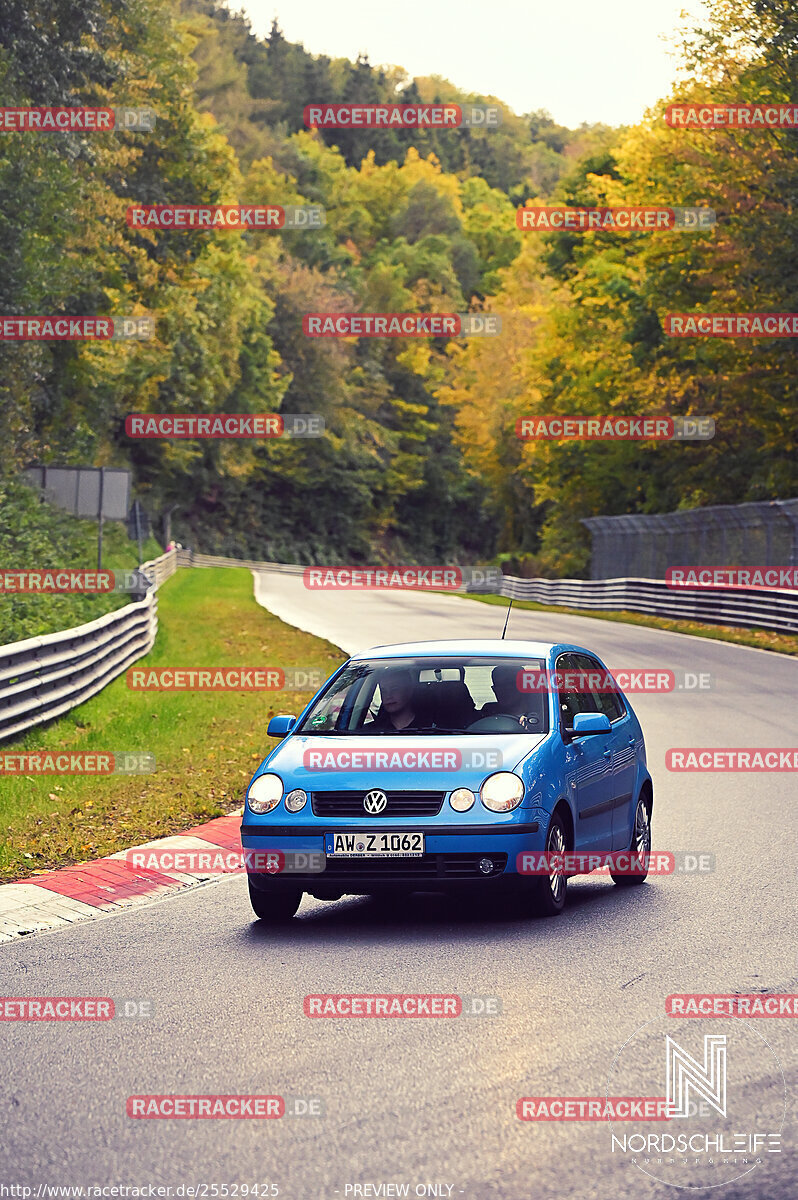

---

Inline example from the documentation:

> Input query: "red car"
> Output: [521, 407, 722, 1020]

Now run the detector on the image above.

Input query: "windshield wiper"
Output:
[296, 725, 479, 736]
[410, 726, 470, 735]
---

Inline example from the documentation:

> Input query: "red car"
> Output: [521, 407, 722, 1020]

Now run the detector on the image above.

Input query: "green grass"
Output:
[0, 568, 345, 882]
[458, 592, 798, 657]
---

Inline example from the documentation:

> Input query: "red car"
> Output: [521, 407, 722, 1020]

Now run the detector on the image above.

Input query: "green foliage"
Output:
[442, 0, 798, 575]
[0, 478, 161, 642]
[1, 0, 793, 603]
[185, 4, 589, 195]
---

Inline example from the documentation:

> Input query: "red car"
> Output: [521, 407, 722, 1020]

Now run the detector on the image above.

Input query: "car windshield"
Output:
[294, 656, 550, 735]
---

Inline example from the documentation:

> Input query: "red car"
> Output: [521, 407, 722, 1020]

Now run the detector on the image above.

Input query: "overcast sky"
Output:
[230, 0, 710, 128]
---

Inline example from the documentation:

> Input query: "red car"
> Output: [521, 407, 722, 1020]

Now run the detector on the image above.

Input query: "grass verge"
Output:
[458, 592, 798, 657]
[0, 568, 345, 882]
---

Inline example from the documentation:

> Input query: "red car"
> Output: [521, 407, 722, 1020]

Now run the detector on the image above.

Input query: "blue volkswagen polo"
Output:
[241, 639, 654, 921]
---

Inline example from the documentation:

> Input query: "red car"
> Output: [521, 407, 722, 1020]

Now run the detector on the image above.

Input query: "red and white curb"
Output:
[0, 811, 243, 943]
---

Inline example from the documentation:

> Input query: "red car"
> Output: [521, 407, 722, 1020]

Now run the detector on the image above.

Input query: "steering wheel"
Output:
[466, 715, 526, 733]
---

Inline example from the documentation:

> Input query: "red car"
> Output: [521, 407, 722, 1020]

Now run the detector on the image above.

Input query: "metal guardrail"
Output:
[0, 550, 176, 743]
[477, 575, 798, 635]
[140, 548, 179, 589]
[178, 550, 304, 575]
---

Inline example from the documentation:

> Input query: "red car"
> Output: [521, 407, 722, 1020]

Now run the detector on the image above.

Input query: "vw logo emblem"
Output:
[363, 789, 388, 815]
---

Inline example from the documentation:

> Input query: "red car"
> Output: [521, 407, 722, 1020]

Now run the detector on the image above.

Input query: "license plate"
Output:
[324, 831, 425, 857]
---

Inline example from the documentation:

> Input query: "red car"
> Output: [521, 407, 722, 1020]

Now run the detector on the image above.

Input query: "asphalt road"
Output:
[2, 576, 795, 1199]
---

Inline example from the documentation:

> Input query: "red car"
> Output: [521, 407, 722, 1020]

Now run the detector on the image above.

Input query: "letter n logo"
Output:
[666, 1034, 727, 1118]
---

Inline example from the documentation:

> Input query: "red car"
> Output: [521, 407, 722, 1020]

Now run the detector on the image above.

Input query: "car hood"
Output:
[264, 732, 546, 791]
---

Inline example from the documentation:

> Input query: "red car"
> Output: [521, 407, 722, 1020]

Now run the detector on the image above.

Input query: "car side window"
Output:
[355, 677, 381, 729]
[555, 653, 598, 727]
[574, 653, 626, 722]
[303, 668, 369, 731]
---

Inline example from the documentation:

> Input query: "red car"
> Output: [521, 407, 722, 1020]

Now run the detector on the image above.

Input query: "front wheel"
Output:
[611, 795, 651, 886]
[525, 813, 568, 917]
[248, 880, 302, 922]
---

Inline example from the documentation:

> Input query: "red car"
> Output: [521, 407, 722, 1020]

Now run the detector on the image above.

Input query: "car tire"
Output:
[526, 812, 568, 917]
[248, 880, 302, 922]
[611, 795, 651, 887]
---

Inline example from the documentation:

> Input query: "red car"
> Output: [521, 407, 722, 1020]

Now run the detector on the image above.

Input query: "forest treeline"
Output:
[1, 0, 795, 572]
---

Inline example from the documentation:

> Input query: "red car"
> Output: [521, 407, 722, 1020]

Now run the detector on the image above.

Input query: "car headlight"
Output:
[480, 772, 525, 813]
[284, 788, 308, 813]
[247, 773, 283, 814]
[450, 787, 475, 812]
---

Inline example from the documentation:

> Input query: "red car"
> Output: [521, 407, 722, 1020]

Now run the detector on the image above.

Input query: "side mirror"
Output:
[267, 715, 296, 739]
[569, 712, 612, 737]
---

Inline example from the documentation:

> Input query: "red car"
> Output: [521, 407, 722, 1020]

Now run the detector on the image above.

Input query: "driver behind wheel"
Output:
[369, 667, 424, 731]
[479, 664, 544, 730]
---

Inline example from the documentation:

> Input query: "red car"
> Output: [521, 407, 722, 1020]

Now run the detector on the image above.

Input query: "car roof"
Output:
[350, 639, 564, 660]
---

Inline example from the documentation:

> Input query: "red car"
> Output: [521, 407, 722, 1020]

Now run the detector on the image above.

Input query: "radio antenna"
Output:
[501, 599, 513, 640]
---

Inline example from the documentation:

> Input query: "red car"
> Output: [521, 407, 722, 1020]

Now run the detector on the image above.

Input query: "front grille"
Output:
[311, 790, 445, 817]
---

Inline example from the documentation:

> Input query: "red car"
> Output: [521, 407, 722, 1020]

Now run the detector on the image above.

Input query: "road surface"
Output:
[2, 574, 795, 1199]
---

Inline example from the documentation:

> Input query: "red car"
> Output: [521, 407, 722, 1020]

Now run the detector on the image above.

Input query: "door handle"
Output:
[603, 748, 612, 759]
[627, 735, 635, 745]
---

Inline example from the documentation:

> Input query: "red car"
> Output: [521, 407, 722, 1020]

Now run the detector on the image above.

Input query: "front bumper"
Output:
[241, 821, 542, 893]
